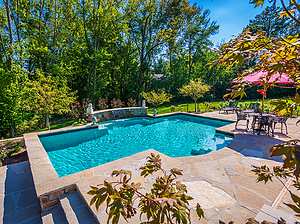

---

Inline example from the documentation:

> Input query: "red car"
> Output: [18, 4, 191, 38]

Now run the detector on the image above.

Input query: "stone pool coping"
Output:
[25, 111, 293, 218]
[24, 112, 236, 210]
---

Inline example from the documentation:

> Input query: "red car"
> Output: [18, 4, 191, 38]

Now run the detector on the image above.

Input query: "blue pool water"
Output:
[40, 115, 234, 177]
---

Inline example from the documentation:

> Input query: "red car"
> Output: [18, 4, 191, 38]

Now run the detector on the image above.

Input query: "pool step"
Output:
[41, 204, 68, 224]
[59, 191, 98, 224]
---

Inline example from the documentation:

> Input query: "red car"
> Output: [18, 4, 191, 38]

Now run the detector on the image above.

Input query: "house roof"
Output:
[151, 74, 169, 80]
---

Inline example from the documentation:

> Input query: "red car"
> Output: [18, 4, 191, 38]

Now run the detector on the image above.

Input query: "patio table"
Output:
[249, 113, 276, 135]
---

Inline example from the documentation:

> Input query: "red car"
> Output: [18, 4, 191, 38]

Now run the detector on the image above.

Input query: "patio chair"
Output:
[242, 103, 260, 113]
[273, 116, 288, 134]
[219, 101, 238, 114]
[235, 111, 249, 131]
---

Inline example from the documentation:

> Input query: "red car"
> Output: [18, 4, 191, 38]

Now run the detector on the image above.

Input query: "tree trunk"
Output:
[92, 0, 97, 106]
[213, 68, 215, 100]
[9, 126, 15, 138]
[188, 37, 192, 80]
[92, 66, 96, 106]
[194, 99, 197, 112]
[45, 112, 50, 130]
[4, 0, 13, 71]
[138, 54, 144, 107]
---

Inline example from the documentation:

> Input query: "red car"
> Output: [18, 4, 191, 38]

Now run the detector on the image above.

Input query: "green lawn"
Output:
[147, 98, 282, 115]
[35, 120, 75, 132]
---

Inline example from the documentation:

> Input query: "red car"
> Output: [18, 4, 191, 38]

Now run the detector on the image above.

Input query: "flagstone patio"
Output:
[1, 111, 299, 223]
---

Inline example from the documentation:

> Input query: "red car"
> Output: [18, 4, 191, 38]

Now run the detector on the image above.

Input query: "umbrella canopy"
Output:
[232, 71, 294, 84]
[232, 71, 294, 113]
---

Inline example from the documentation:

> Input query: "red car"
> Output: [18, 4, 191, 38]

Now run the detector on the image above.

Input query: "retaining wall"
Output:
[86, 107, 148, 122]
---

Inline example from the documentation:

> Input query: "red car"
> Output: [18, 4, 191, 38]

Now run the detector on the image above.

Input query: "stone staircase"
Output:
[41, 190, 98, 224]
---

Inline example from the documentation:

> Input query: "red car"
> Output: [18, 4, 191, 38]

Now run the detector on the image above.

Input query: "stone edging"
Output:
[24, 113, 235, 210]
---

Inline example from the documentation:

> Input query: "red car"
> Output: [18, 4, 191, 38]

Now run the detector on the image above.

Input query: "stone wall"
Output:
[86, 107, 148, 122]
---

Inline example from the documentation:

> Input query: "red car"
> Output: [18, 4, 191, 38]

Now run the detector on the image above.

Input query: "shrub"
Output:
[127, 98, 137, 107]
[110, 98, 125, 108]
[98, 98, 109, 110]
[69, 98, 91, 120]
[170, 105, 176, 112]
[16, 114, 44, 134]
[141, 89, 173, 109]
[0, 140, 24, 166]
[88, 154, 204, 223]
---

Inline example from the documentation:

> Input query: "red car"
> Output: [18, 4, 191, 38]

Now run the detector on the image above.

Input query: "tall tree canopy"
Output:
[0, 0, 222, 137]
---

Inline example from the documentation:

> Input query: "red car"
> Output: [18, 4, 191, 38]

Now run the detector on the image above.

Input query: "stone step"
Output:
[59, 190, 98, 224]
[255, 204, 300, 224]
[41, 204, 68, 224]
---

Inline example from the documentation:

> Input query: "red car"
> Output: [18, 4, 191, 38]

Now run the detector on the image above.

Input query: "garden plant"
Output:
[88, 153, 204, 224]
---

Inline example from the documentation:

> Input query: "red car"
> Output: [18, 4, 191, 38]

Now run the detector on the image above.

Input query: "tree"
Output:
[127, 0, 194, 105]
[182, 8, 219, 79]
[0, 66, 27, 137]
[25, 70, 75, 130]
[141, 89, 172, 109]
[246, 5, 289, 38]
[88, 153, 204, 223]
[178, 79, 210, 112]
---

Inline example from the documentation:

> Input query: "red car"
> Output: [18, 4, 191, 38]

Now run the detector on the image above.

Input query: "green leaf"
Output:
[196, 203, 204, 219]
[235, 54, 245, 67]
[284, 202, 300, 214]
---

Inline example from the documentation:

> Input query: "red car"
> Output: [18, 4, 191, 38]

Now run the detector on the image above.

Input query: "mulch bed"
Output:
[0, 139, 28, 166]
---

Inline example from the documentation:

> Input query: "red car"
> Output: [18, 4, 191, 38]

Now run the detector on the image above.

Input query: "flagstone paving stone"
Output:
[0, 161, 41, 223]
[184, 181, 236, 209]
[208, 205, 256, 223]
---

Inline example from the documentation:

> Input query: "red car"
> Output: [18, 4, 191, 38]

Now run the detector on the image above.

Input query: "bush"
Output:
[98, 98, 109, 110]
[17, 114, 44, 134]
[127, 98, 137, 107]
[170, 105, 176, 112]
[69, 98, 91, 120]
[88, 154, 204, 223]
[110, 98, 125, 108]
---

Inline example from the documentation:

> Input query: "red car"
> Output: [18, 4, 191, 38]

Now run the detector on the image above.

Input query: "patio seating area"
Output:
[219, 101, 238, 114]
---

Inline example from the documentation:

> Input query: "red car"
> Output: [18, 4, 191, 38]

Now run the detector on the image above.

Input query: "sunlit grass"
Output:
[147, 98, 283, 115]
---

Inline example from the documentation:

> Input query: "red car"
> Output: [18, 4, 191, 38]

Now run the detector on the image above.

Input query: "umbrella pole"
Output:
[261, 85, 267, 114]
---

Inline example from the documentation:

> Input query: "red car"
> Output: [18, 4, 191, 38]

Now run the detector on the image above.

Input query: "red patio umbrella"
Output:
[232, 71, 294, 112]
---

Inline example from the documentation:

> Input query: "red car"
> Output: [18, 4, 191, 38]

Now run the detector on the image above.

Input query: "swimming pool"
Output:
[39, 115, 234, 177]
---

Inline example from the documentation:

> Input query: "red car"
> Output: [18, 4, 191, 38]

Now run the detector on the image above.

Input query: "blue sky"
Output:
[192, 0, 269, 46]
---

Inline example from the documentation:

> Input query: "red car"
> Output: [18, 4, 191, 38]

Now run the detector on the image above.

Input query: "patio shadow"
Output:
[1, 161, 42, 223]
[227, 133, 284, 162]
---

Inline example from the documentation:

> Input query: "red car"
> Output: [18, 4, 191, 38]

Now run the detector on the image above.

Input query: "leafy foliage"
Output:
[88, 153, 204, 223]
[269, 93, 300, 116]
[0, 66, 28, 137]
[69, 99, 89, 121]
[246, 5, 291, 38]
[25, 70, 75, 130]
[141, 89, 173, 109]
[110, 99, 125, 109]
[127, 98, 137, 107]
[178, 79, 210, 111]
[98, 98, 109, 110]
[0, 140, 24, 165]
